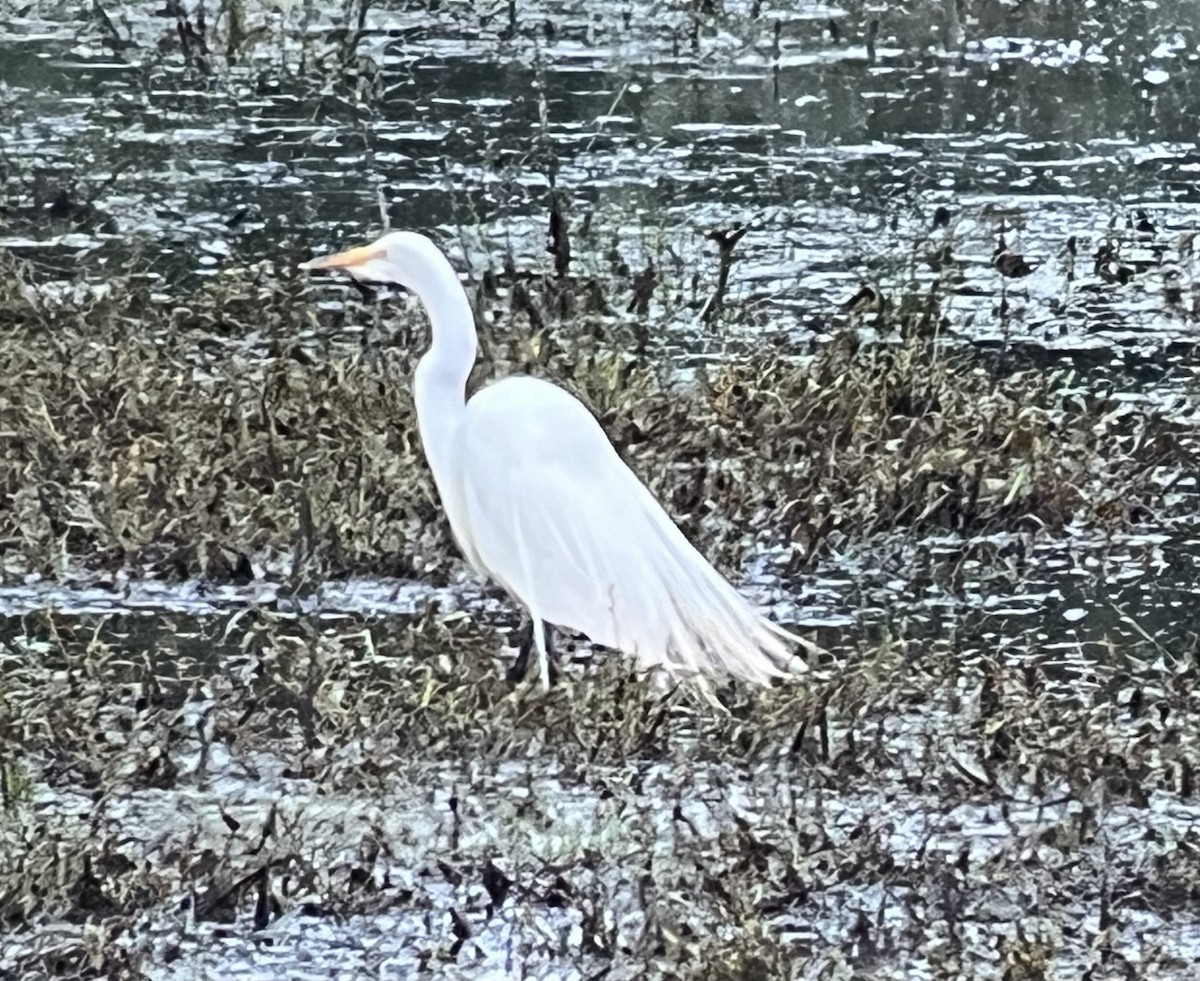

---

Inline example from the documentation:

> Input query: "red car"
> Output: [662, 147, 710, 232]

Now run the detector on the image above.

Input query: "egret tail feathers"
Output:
[624, 499, 818, 686]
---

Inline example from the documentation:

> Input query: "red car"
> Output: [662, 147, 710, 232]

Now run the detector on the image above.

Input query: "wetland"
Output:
[1, 1, 1200, 978]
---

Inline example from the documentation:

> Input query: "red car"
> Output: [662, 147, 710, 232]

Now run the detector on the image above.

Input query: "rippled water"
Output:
[1, 519, 1197, 655]
[4, 0, 1200, 355]
[5, 583, 1198, 979]
[2, 0, 1197, 592]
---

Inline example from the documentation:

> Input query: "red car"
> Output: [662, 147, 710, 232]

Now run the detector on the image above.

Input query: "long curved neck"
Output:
[411, 256, 477, 491]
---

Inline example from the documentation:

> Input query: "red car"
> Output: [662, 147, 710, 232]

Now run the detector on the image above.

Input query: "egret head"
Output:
[300, 231, 453, 296]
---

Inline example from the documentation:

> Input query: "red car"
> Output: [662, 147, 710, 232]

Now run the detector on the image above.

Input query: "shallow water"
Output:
[0, 520, 1196, 654]
[28, 756, 1200, 981]
[4, 0, 1200, 361]
[5, 589, 1198, 979]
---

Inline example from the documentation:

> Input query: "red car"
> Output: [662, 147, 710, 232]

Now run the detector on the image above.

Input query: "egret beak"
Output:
[299, 243, 386, 274]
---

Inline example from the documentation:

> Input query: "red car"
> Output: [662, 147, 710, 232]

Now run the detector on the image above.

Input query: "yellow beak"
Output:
[299, 243, 385, 272]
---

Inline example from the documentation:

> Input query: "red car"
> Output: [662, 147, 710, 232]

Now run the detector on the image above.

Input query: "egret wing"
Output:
[457, 377, 801, 684]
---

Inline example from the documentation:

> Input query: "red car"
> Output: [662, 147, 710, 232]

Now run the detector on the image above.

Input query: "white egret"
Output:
[302, 231, 812, 690]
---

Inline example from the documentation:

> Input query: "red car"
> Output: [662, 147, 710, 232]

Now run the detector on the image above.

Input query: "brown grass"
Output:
[0, 253, 1192, 586]
[2, 604, 1198, 978]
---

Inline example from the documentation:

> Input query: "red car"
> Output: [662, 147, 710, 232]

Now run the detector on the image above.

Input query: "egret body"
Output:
[302, 232, 809, 689]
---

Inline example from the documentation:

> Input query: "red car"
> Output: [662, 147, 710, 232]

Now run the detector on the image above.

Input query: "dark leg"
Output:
[507, 617, 560, 685]
[507, 618, 535, 684]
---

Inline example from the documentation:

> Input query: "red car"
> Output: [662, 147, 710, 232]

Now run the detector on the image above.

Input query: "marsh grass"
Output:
[1, 252, 1193, 587]
[2, 601, 1198, 978]
[1, 141, 1197, 981]
[5, 2, 1200, 977]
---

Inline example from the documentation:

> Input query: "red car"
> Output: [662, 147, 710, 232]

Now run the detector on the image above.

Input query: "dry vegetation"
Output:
[1, 250, 1193, 588]
[1, 602, 1198, 978]
[4, 0, 1200, 977]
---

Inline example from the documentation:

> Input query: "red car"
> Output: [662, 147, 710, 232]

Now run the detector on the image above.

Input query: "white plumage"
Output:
[302, 231, 809, 689]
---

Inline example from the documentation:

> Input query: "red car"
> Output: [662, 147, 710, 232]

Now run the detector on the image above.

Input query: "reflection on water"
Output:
[1, 0, 1197, 730]
[3, 574, 1198, 980]
[3, 0, 1200, 356]
[2, 523, 1195, 664]
[2, 5, 1197, 686]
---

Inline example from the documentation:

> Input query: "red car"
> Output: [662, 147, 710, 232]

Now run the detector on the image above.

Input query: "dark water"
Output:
[3, 573, 1199, 980]
[4, 0, 1200, 353]
[3, 521, 1197, 665]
